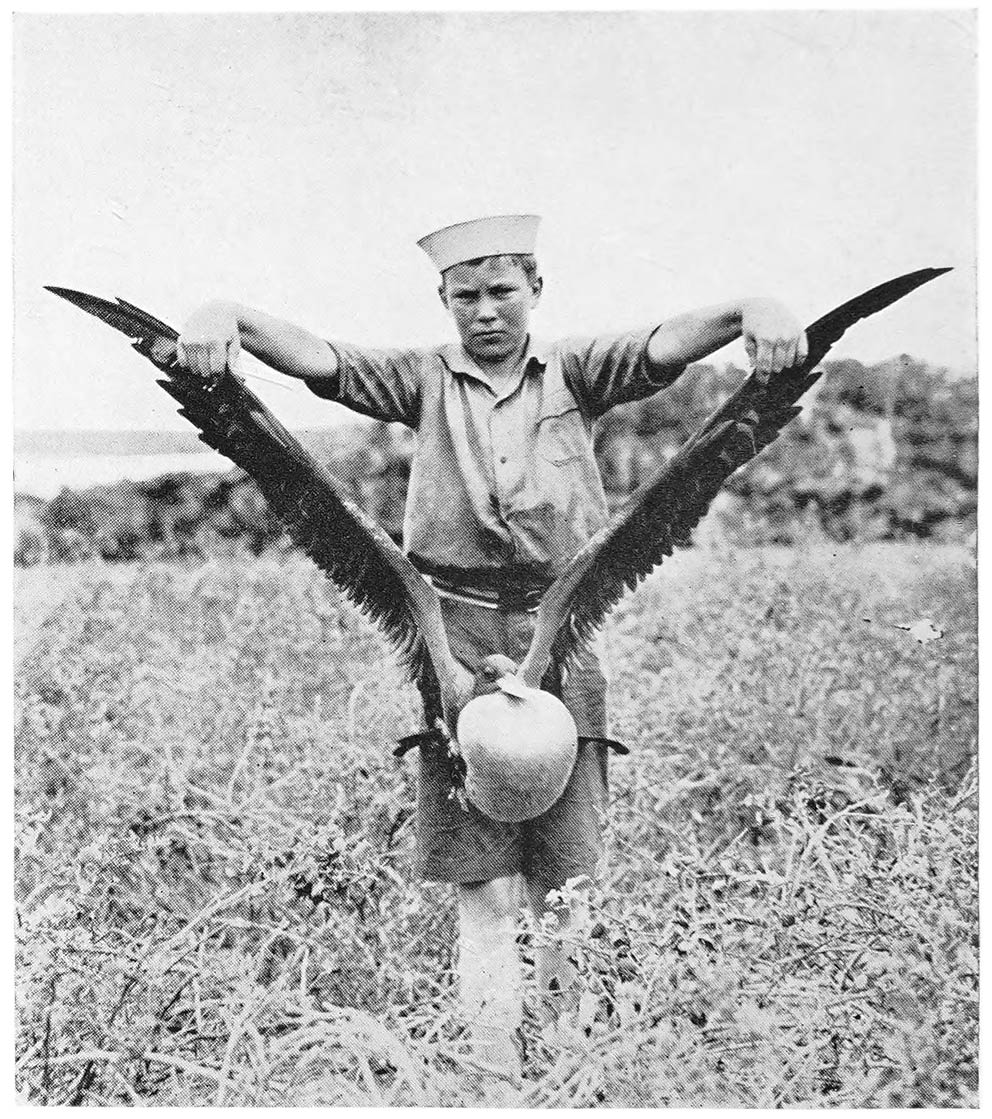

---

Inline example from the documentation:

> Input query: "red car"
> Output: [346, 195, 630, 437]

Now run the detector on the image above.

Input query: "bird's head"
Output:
[473, 654, 520, 697]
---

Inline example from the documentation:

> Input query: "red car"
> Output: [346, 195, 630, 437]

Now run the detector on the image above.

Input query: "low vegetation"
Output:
[15, 543, 977, 1105]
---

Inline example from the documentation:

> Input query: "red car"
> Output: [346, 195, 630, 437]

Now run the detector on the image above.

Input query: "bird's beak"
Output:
[497, 675, 529, 699]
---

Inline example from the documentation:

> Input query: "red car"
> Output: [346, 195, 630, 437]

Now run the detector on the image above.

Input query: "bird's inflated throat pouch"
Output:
[392, 730, 629, 759]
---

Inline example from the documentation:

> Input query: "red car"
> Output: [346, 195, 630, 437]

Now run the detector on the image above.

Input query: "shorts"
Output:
[414, 595, 610, 886]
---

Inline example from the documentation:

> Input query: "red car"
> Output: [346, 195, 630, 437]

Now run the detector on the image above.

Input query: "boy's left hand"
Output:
[741, 298, 808, 382]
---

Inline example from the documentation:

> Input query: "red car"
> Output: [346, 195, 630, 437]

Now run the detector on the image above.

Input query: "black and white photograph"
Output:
[13, 8, 977, 1107]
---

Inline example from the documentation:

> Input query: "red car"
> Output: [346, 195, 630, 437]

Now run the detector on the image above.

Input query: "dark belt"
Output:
[429, 573, 546, 613]
[409, 556, 553, 613]
[394, 729, 629, 759]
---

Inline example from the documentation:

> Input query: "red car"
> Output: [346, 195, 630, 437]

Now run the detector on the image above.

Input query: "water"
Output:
[15, 451, 237, 500]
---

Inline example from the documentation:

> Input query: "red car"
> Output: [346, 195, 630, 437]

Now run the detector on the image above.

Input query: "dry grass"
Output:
[14, 542, 977, 1105]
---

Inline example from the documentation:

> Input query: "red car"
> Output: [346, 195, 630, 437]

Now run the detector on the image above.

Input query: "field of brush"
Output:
[14, 541, 977, 1106]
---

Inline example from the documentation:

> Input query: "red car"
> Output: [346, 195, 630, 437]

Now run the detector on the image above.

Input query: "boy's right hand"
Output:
[176, 301, 241, 384]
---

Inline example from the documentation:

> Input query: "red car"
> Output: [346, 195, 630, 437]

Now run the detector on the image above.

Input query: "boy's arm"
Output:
[565, 297, 808, 417]
[176, 300, 338, 381]
[647, 298, 808, 381]
[177, 300, 420, 425]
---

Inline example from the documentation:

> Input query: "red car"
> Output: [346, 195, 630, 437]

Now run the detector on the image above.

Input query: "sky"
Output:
[13, 9, 976, 432]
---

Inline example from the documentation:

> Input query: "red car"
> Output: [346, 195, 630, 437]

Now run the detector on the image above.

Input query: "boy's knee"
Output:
[458, 875, 520, 929]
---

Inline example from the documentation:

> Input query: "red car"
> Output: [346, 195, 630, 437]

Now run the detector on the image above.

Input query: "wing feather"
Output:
[519, 267, 952, 685]
[45, 287, 463, 720]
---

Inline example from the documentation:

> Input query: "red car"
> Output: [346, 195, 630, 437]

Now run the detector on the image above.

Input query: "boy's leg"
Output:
[456, 875, 523, 1078]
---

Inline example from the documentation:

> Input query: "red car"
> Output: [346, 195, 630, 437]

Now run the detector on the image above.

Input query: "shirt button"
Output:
[500, 455, 508, 464]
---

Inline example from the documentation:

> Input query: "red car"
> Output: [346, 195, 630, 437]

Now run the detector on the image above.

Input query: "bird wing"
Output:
[518, 267, 952, 686]
[44, 286, 466, 722]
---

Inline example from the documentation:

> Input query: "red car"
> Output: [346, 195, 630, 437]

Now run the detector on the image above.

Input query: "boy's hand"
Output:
[741, 298, 808, 382]
[176, 301, 241, 384]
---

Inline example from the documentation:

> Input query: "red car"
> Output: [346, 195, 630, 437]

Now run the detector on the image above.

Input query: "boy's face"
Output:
[440, 256, 542, 364]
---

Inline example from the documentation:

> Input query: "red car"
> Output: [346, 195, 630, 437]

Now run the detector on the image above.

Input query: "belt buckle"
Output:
[498, 589, 542, 613]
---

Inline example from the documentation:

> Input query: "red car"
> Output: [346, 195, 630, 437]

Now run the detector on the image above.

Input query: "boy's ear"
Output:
[437, 283, 449, 310]
[530, 275, 544, 307]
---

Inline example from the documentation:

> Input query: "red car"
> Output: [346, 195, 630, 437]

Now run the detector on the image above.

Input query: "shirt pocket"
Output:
[535, 388, 588, 466]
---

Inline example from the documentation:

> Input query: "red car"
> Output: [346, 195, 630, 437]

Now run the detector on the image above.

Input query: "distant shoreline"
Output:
[12, 421, 389, 501]
[14, 451, 239, 501]
[15, 430, 219, 457]
[14, 426, 365, 458]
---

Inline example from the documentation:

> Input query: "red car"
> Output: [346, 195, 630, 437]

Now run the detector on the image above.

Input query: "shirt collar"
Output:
[439, 335, 550, 378]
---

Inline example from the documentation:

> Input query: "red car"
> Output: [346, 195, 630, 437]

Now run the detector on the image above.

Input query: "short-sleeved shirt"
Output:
[304, 328, 683, 577]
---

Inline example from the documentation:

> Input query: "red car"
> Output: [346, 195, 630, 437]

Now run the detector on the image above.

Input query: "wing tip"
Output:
[913, 266, 953, 282]
[44, 285, 114, 313]
[44, 284, 88, 299]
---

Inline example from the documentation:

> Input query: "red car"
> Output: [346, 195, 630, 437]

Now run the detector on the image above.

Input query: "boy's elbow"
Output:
[646, 319, 691, 370]
[308, 339, 340, 380]
[276, 338, 339, 382]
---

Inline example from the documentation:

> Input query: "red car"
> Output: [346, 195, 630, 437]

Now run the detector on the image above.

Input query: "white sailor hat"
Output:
[417, 214, 540, 273]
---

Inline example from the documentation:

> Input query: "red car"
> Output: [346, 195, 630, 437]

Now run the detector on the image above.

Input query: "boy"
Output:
[176, 214, 807, 1080]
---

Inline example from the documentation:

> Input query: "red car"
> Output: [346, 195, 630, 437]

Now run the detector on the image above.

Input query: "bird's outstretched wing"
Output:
[518, 267, 952, 686]
[45, 286, 465, 722]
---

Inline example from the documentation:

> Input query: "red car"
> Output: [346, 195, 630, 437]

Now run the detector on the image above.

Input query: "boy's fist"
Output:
[177, 302, 241, 383]
[741, 298, 808, 382]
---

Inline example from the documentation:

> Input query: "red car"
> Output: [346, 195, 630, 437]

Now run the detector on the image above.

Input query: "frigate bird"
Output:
[46, 268, 950, 815]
